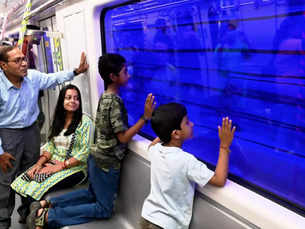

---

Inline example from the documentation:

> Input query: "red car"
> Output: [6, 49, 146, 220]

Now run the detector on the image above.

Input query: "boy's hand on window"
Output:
[218, 117, 235, 151]
[143, 93, 156, 120]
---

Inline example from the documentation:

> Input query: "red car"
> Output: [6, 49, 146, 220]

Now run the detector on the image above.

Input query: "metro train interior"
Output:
[0, 0, 304, 228]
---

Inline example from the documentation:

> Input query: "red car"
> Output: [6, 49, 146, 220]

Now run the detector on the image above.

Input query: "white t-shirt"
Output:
[142, 143, 214, 229]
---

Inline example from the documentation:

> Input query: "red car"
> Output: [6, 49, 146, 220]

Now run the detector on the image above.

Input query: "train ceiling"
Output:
[0, 0, 25, 34]
[0, 0, 61, 38]
[0, 0, 21, 15]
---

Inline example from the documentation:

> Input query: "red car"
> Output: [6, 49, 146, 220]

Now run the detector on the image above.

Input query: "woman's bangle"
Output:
[63, 160, 70, 169]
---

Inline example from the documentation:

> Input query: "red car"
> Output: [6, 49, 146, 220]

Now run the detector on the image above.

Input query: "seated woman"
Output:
[11, 84, 93, 223]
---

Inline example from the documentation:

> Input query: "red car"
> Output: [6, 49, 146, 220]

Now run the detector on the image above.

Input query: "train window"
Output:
[103, 0, 305, 213]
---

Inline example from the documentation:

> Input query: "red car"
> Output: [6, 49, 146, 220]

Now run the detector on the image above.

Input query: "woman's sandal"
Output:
[27, 207, 48, 229]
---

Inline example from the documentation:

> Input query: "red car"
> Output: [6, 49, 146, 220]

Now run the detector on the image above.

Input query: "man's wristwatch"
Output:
[73, 68, 79, 76]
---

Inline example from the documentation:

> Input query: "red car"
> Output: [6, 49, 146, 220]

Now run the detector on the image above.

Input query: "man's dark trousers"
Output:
[0, 123, 40, 229]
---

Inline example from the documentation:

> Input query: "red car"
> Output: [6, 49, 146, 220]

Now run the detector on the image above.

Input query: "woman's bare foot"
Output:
[39, 200, 50, 208]
[35, 208, 44, 229]
[34, 208, 48, 229]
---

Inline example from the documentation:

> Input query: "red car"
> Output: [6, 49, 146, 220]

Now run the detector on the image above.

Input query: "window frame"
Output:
[100, 0, 305, 217]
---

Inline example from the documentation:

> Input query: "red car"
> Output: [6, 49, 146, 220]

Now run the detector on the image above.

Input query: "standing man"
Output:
[0, 45, 89, 229]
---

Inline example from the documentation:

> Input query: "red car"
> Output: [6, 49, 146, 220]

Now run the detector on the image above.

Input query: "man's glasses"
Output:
[7, 56, 28, 65]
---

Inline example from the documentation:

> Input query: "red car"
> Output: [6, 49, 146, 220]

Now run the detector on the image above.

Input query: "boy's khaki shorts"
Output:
[140, 217, 163, 229]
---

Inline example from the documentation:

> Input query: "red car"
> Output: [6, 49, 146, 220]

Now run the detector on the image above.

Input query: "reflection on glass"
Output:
[104, 0, 305, 211]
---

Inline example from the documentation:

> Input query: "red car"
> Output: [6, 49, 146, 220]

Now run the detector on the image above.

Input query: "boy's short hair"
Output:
[98, 53, 126, 89]
[151, 103, 187, 143]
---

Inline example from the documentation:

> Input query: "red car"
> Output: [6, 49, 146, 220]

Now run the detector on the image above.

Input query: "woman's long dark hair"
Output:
[48, 84, 82, 140]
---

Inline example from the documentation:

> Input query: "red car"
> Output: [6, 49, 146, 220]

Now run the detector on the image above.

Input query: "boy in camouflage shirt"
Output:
[90, 54, 155, 173]
[27, 54, 156, 229]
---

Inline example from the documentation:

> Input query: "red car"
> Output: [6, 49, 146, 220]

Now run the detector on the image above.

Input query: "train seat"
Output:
[45, 151, 150, 229]
[46, 149, 247, 229]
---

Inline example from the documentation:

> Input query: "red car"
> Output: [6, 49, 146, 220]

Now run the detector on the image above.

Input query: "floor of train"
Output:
[12, 196, 27, 229]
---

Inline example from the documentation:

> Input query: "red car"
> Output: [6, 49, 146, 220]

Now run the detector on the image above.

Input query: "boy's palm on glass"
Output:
[218, 117, 235, 148]
[144, 93, 156, 120]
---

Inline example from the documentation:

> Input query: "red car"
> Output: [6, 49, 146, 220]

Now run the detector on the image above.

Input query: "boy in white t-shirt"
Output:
[141, 103, 235, 229]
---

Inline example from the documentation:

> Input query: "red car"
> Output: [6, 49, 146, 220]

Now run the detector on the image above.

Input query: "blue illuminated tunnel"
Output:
[103, 0, 305, 213]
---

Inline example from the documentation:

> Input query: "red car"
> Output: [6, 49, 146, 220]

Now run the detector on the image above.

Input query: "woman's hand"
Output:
[27, 164, 42, 179]
[38, 161, 64, 175]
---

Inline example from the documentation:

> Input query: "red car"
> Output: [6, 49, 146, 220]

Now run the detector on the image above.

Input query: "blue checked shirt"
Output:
[0, 69, 75, 155]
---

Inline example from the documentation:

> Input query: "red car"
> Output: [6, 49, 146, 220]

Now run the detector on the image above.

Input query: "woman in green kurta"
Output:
[11, 84, 93, 221]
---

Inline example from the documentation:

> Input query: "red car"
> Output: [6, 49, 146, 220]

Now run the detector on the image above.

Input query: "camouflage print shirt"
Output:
[91, 93, 128, 170]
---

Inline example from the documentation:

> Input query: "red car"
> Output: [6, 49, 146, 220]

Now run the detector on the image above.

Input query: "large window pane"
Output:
[103, 0, 305, 212]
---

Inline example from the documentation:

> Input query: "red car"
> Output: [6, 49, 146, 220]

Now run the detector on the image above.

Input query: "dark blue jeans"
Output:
[47, 156, 120, 228]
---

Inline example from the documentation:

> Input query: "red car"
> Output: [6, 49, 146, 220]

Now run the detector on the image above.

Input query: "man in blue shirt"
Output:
[0, 45, 89, 228]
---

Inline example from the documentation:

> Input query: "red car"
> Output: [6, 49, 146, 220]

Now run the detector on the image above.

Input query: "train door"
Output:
[37, 10, 92, 144]
[38, 16, 62, 144]
[23, 28, 49, 144]
[61, 10, 92, 116]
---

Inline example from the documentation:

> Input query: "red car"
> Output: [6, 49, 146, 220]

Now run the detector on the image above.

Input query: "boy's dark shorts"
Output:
[140, 217, 163, 229]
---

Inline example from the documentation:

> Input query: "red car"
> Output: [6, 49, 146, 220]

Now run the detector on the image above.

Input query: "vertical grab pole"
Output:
[18, 0, 32, 47]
